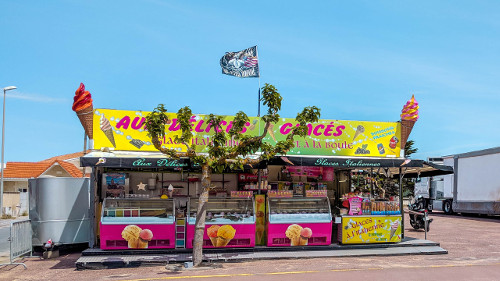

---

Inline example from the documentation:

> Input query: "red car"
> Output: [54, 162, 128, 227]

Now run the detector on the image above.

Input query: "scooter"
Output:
[409, 196, 433, 231]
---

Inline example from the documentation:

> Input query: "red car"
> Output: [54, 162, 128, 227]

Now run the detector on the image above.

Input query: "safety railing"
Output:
[408, 209, 430, 240]
[0, 219, 32, 269]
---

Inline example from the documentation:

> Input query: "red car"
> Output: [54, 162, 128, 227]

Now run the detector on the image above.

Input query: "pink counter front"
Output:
[100, 223, 176, 250]
[186, 223, 255, 248]
[267, 222, 332, 247]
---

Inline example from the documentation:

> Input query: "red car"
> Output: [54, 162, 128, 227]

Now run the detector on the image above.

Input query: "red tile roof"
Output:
[41, 150, 91, 162]
[3, 160, 84, 179]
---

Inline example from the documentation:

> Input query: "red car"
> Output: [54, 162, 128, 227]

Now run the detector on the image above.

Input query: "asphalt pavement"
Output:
[1, 212, 500, 281]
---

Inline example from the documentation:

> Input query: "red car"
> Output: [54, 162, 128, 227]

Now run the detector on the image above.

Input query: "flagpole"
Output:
[257, 45, 261, 117]
[258, 79, 261, 117]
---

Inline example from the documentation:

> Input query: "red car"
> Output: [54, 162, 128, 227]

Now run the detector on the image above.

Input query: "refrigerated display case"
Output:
[267, 197, 332, 246]
[100, 198, 176, 249]
[337, 199, 402, 244]
[186, 197, 256, 248]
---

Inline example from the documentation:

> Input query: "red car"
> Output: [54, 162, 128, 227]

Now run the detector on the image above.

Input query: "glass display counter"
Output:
[100, 198, 176, 249]
[336, 197, 402, 244]
[337, 214, 402, 244]
[186, 198, 256, 248]
[267, 197, 332, 247]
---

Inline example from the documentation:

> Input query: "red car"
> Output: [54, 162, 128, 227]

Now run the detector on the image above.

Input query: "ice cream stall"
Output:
[266, 191, 332, 247]
[186, 196, 256, 248]
[336, 196, 402, 244]
[100, 198, 176, 249]
[77, 93, 427, 249]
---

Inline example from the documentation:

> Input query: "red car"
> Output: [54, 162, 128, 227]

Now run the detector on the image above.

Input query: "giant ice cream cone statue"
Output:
[399, 95, 419, 150]
[72, 83, 94, 139]
[216, 225, 236, 247]
[100, 114, 116, 147]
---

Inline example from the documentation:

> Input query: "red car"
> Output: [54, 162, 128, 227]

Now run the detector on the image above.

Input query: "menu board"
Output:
[348, 197, 363, 215]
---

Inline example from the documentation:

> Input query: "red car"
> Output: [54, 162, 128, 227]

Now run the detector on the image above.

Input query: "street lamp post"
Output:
[0, 86, 17, 217]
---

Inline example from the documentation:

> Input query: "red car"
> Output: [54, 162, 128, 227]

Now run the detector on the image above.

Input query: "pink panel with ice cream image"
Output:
[186, 223, 255, 248]
[267, 222, 332, 246]
[100, 223, 175, 249]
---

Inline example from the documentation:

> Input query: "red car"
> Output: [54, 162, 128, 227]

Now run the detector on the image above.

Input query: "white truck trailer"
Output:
[428, 147, 500, 215]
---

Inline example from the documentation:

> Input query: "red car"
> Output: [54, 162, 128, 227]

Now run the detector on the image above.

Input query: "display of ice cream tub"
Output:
[267, 197, 332, 247]
[99, 198, 176, 250]
[186, 197, 256, 248]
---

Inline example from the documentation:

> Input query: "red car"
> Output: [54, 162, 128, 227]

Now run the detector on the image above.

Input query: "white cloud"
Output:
[6, 92, 69, 103]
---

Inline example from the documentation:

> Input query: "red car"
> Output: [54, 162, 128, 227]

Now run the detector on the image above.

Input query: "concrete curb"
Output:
[76, 240, 447, 270]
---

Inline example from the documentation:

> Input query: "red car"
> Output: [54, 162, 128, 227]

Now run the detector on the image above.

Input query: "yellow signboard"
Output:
[341, 216, 402, 244]
[93, 108, 401, 157]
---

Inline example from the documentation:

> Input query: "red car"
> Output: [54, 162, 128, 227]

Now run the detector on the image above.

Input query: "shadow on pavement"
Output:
[429, 212, 500, 222]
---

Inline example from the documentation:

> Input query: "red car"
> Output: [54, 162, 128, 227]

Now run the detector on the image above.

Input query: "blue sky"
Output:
[1, 0, 499, 162]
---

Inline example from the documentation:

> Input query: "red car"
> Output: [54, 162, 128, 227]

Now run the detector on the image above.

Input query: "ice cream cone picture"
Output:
[390, 221, 400, 240]
[285, 224, 303, 246]
[121, 225, 153, 249]
[122, 225, 141, 249]
[207, 225, 221, 247]
[137, 229, 153, 248]
[353, 125, 365, 141]
[215, 225, 236, 247]
[217, 237, 231, 247]
[399, 95, 419, 150]
[267, 123, 276, 141]
[299, 227, 312, 246]
[72, 83, 94, 139]
[100, 114, 116, 147]
[256, 224, 265, 244]
[248, 119, 258, 131]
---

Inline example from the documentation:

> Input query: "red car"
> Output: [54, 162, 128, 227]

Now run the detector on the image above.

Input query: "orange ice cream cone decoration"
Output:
[72, 83, 94, 139]
[207, 225, 221, 247]
[399, 95, 419, 150]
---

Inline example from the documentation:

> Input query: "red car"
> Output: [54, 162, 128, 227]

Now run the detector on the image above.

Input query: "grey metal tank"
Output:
[29, 177, 90, 246]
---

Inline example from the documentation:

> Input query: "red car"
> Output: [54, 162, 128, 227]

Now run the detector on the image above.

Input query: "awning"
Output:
[388, 161, 454, 178]
[80, 151, 191, 169]
[81, 151, 443, 173]
[267, 155, 425, 168]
